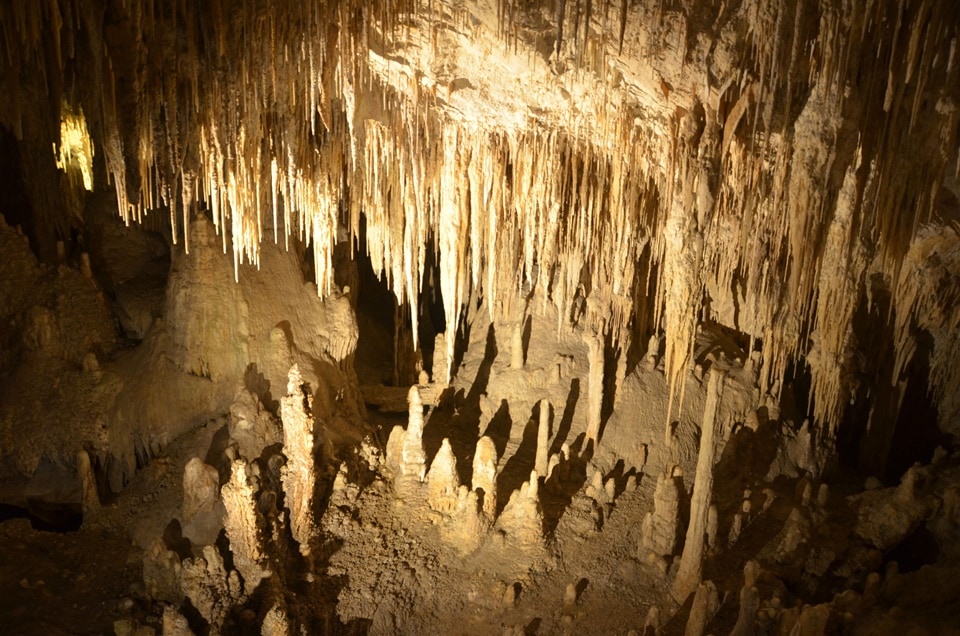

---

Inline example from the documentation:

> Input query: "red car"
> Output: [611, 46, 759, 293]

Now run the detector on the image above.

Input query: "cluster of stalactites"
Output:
[2, 0, 959, 431]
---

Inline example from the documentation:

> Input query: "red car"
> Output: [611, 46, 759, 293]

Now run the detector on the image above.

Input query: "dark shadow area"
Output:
[524, 617, 541, 635]
[496, 412, 540, 516]
[884, 524, 940, 573]
[575, 577, 589, 599]
[883, 334, 949, 484]
[0, 125, 40, 257]
[548, 378, 580, 456]
[598, 332, 620, 441]
[432, 323, 499, 486]
[244, 363, 278, 414]
[352, 230, 404, 386]
[521, 314, 532, 365]
[541, 432, 592, 535]
[162, 519, 193, 561]
[0, 502, 82, 532]
[204, 423, 235, 486]
[483, 400, 514, 461]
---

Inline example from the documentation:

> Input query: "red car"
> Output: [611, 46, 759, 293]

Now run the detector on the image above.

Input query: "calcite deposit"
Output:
[0, 0, 958, 634]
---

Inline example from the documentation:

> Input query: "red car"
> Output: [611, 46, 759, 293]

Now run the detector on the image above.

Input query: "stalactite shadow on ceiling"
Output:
[1, 0, 958, 435]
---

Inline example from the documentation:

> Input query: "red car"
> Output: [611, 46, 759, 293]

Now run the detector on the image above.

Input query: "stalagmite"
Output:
[182, 458, 219, 523]
[77, 449, 99, 518]
[279, 365, 317, 557]
[426, 438, 461, 512]
[261, 603, 291, 636]
[640, 468, 683, 562]
[684, 580, 719, 636]
[730, 584, 760, 636]
[401, 385, 428, 481]
[161, 605, 193, 636]
[584, 330, 604, 446]
[221, 458, 271, 593]
[535, 399, 551, 477]
[673, 367, 725, 601]
[179, 544, 244, 632]
[510, 318, 525, 369]
[495, 470, 543, 547]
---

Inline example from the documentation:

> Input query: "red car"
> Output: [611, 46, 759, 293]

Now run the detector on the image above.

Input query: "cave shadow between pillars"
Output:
[541, 431, 592, 536]
[422, 323, 499, 486]
[496, 411, 540, 517]
[548, 377, 580, 457]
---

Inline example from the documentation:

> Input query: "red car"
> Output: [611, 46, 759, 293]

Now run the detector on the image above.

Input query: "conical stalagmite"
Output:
[472, 436, 498, 519]
[496, 470, 544, 547]
[641, 467, 684, 561]
[427, 438, 461, 512]
[77, 449, 99, 519]
[401, 385, 427, 481]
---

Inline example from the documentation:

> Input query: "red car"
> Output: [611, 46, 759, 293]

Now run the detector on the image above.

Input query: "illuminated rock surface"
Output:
[0, 0, 958, 633]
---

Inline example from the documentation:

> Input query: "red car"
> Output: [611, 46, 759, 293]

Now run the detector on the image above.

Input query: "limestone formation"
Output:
[279, 365, 317, 556]
[584, 331, 604, 446]
[161, 605, 193, 636]
[495, 471, 543, 548]
[684, 580, 719, 636]
[142, 538, 182, 604]
[77, 449, 100, 518]
[400, 385, 428, 481]
[1, 0, 959, 633]
[472, 436, 498, 520]
[535, 399, 551, 478]
[229, 387, 282, 461]
[426, 438, 460, 512]
[221, 458, 270, 593]
[179, 544, 244, 632]
[261, 603, 290, 636]
[673, 368, 725, 601]
[640, 468, 683, 560]
[182, 458, 220, 522]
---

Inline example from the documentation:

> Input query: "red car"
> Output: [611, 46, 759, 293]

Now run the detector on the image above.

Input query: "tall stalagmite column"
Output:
[585, 331, 604, 446]
[279, 365, 317, 557]
[672, 367, 725, 601]
[401, 385, 427, 480]
[535, 399, 551, 477]
[222, 458, 271, 594]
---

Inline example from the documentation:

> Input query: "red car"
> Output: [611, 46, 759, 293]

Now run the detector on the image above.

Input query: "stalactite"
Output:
[1, 0, 958, 449]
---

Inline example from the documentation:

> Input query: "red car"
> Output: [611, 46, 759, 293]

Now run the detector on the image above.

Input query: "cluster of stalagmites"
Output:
[140, 366, 319, 634]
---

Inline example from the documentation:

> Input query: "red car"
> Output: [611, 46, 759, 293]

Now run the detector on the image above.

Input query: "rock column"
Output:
[673, 367, 725, 601]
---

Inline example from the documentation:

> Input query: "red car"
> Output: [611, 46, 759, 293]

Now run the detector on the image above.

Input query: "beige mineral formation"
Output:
[684, 580, 719, 636]
[0, 0, 959, 633]
[640, 468, 683, 561]
[426, 438, 461, 512]
[400, 385, 428, 481]
[472, 436, 499, 519]
[179, 544, 244, 633]
[229, 387, 282, 461]
[535, 399, 551, 477]
[221, 459, 270, 593]
[279, 365, 317, 556]
[673, 367, 725, 601]
[179, 460, 213, 516]
[77, 449, 100, 518]
[495, 470, 544, 548]
[161, 605, 194, 636]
